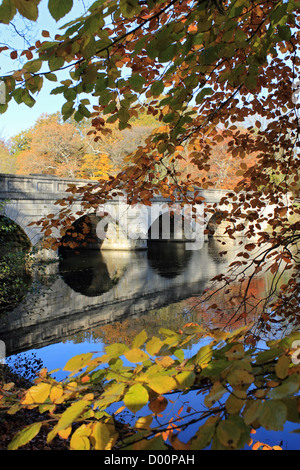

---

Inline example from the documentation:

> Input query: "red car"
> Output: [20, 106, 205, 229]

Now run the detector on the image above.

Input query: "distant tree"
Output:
[0, 138, 15, 173]
[78, 152, 115, 180]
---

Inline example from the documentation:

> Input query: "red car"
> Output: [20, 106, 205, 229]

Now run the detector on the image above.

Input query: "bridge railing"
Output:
[0, 173, 93, 199]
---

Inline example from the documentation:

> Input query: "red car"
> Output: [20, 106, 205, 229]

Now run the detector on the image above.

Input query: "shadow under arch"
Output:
[58, 212, 104, 255]
[147, 241, 192, 279]
[0, 215, 32, 313]
[146, 212, 193, 279]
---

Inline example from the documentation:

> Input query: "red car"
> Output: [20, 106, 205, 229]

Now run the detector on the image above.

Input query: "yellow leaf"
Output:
[124, 348, 149, 363]
[91, 422, 118, 450]
[155, 356, 175, 367]
[58, 426, 72, 439]
[147, 375, 177, 394]
[50, 385, 64, 403]
[135, 415, 153, 430]
[70, 432, 90, 450]
[63, 353, 94, 372]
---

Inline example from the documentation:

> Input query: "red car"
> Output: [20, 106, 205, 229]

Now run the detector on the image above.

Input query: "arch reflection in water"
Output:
[58, 249, 128, 297]
[147, 241, 192, 279]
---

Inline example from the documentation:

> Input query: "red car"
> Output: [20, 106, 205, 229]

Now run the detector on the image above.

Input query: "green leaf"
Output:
[275, 354, 290, 379]
[105, 342, 129, 359]
[216, 419, 242, 449]
[0, 103, 8, 113]
[259, 400, 287, 431]
[133, 434, 168, 451]
[195, 344, 213, 367]
[8, 422, 42, 450]
[129, 74, 146, 93]
[146, 374, 177, 394]
[48, 0, 73, 21]
[150, 80, 164, 97]
[95, 383, 126, 410]
[14, 0, 39, 21]
[255, 348, 281, 365]
[225, 391, 246, 414]
[175, 371, 196, 390]
[22, 90, 36, 108]
[124, 383, 149, 413]
[195, 87, 213, 104]
[204, 381, 227, 408]
[0, 0, 17, 24]
[190, 416, 218, 450]
[45, 72, 58, 82]
[227, 369, 254, 388]
[48, 56, 65, 72]
[268, 375, 300, 400]
[118, 106, 130, 123]
[61, 100, 74, 120]
[278, 25, 291, 40]
[78, 103, 90, 118]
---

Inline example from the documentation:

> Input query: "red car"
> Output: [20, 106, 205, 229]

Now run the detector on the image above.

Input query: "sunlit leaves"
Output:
[21, 382, 51, 405]
[63, 352, 94, 373]
[124, 348, 149, 363]
[2, 326, 300, 450]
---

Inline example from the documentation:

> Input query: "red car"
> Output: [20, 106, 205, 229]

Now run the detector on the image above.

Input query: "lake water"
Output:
[1, 238, 299, 450]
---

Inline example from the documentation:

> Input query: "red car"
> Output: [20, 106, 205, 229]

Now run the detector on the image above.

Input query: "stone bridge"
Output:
[0, 173, 237, 256]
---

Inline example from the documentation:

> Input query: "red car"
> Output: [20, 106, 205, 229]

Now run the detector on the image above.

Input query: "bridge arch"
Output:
[58, 212, 104, 256]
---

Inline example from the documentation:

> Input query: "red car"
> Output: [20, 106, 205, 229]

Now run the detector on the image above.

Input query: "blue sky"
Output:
[0, 0, 89, 140]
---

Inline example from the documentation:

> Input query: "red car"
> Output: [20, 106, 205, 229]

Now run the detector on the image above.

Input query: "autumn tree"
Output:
[11, 113, 85, 177]
[177, 128, 259, 188]
[0, 138, 15, 173]
[78, 152, 115, 179]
